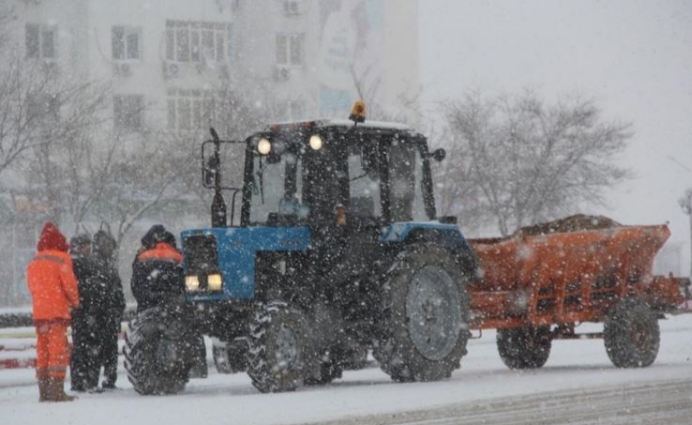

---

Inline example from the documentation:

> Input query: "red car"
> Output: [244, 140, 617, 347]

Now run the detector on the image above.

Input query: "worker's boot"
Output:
[37, 377, 50, 402]
[46, 377, 76, 402]
[36, 369, 49, 402]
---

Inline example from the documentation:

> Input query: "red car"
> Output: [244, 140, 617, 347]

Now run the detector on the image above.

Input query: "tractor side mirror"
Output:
[431, 148, 446, 162]
[204, 155, 219, 187]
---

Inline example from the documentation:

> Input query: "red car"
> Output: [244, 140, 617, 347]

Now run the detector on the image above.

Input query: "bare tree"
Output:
[91, 83, 293, 247]
[439, 90, 632, 236]
[23, 70, 293, 255]
[1, 5, 114, 223]
[0, 3, 15, 48]
[89, 131, 195, 246]
[26, 79, 113, 224]
[0, 52, 61, 177]
[167, 84, 294, 223]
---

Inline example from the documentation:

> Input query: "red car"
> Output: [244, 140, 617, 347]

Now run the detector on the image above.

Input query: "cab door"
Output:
[342, 135, 387, 276]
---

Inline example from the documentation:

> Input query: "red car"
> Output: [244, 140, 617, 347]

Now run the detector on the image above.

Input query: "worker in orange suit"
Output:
[27, 222, 80, 402]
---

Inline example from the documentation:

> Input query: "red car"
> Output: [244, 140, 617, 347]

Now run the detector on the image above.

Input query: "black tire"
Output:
[212, 337, 248, 374]
[496, 326, 552, 369]
[245, 303, 310, 393]
[373, 244, 471, 382]
[123, 308, 190, 395]
[604, 298, 660, 368]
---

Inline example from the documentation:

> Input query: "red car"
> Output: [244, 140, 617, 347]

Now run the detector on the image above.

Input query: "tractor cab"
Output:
[241, 119, 441, 232]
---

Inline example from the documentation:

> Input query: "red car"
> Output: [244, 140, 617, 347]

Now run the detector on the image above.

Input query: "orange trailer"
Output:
[466, 215, 690, 369]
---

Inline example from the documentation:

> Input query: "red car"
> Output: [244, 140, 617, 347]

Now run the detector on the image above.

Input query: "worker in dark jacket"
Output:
[91, 229, 125, 390]
[69, 234, 98, 393]
[130, 225, 207, 378]
[131, 224, 184, 312]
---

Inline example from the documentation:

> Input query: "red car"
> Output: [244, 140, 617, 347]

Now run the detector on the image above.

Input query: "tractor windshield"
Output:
[245, 128, 433, 227]
[246, 129, 348, 227]
[249, 149, 308, 226]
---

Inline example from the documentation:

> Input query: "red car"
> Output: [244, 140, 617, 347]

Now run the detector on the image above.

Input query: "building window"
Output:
[25, 24, 57, 60]
[166, 89, 216, 132]
[165, 21, 232, 63]
[276, 33, 303, 66]
[27, 93, 60, 123]
[114, 95, 144, 131]
[112, 26, 141, 60]
[283, 0, 302, 16]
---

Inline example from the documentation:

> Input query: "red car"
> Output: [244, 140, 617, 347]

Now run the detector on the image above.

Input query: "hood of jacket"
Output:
[37, 222, 69, 253]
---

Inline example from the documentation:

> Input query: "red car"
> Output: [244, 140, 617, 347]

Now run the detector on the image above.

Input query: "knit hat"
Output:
[141, 224, 176, 249]
[37, 222, 69, 253]
[70, 234, 92, 247]
[93, 229, 117, 256]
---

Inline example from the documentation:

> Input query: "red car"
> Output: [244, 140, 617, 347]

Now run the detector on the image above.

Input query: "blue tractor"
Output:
[125, 104, 477, 394]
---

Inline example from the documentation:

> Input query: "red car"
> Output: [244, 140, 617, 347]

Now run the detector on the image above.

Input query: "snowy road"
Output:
[317, 379, 692, 425]
[1, 314, 691, 425]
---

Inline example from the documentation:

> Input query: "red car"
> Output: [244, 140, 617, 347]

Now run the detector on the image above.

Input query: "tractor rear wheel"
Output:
[604, 298, 660, 368]
[123, 308, 190, 395]
[496, 326, 552, 369]
[245, 302, 310, 393]
[374, 244, 471, 382]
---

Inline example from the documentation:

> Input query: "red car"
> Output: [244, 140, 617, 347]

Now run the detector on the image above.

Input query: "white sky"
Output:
[419, 0, 692, 268]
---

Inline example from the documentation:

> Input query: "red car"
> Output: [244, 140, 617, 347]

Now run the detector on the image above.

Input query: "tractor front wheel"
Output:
[245, 303, 310, 393]
[123, 308, 191, 395]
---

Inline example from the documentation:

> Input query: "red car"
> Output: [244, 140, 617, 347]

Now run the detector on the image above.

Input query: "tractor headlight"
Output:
[309, 134, 323, 151]
[207, 273, 223, 291]
[257, 138, 272, 155]
[185, 275, 200, 292]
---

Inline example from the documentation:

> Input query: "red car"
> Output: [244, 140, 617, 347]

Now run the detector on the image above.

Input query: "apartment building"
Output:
[12, 0, 419, 132]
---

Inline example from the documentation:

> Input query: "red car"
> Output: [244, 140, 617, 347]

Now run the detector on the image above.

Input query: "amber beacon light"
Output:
[349, 100, 366, 123]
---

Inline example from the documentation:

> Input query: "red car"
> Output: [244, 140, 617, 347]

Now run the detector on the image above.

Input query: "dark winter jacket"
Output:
[71, 255, 100, 315]
[91, 254, 126, 318]
[131, 242, 184, 312]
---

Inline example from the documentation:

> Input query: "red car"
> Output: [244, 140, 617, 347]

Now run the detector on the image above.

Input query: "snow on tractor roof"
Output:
[267, 118, 416, 133]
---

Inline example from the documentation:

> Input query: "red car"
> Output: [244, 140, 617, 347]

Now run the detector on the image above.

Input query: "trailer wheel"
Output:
[496, 326, 552, 369]
[604, 298, 660, 368]
[374, 244, 471, 382]
[123, 308, 190, 395]
[245, 302, 310, 393]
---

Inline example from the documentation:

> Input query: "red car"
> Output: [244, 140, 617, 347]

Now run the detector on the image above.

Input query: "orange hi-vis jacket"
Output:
[27, 249, 80, 324]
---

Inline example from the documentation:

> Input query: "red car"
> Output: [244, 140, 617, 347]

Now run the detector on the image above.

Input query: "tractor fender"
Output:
[380, 222, 478, 276]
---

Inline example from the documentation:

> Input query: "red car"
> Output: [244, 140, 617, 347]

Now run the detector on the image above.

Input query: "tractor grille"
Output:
[183, 234, 219, 274]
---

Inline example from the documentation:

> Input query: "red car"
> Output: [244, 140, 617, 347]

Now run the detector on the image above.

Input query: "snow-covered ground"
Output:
[1, 315, 691, 425]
